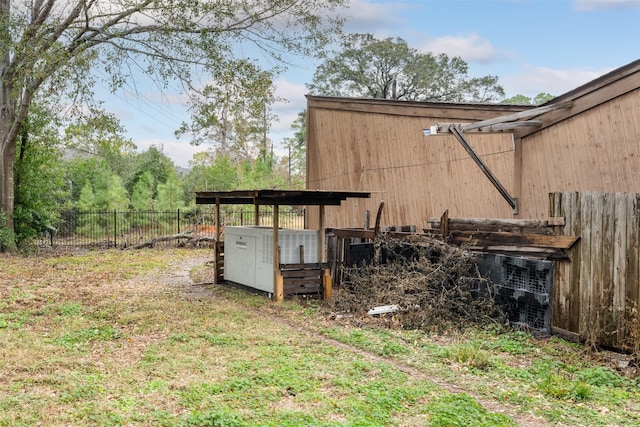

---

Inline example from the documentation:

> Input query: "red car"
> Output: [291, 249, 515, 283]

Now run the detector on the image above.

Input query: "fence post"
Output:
[177, 209, 181, 234]
[240, 208, 244, 226]
[113, 210, 117, 248]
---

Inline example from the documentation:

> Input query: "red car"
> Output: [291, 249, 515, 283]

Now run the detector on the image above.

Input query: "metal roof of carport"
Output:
[195, 189, 371, 206]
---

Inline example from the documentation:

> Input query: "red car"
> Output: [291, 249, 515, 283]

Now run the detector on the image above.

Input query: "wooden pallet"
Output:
[279, 262, 330, 298]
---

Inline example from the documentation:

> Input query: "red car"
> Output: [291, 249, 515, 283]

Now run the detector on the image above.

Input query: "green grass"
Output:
[0, 249, 638, 426]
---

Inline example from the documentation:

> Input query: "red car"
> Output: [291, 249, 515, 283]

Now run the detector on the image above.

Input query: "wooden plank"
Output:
[284, 284, 321, 291]
[579, 192, 593, 337]
[550, 192, 569, 329]
[280, 262, 328, 270]
[449, 230, 579, 249]
[274, 205, 282, 302]
[455, 101, 572, 132]
[428, 217, 559, 229]
[552, 326, 583, 343]
[440, 209, 449, 237]
[612, 193, 629, 347]
[625, 195, 640, 322]
[602, 192, 616, 346]
[283, 278, 323, 286]
[374, 201, 384, 234]
[326, 228, 376, 239]
[548, 217, 566, 226]
[567, 192, 582, 333]
[323, 269, 332, 301]
[281, 270, 322, 279]
[467, 246, 568, 259]
[589, 192, 605, 342]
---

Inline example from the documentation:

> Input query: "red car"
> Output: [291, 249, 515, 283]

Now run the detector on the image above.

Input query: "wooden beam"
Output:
[428, 217, 565, 229]
[326, 228, 376, 239]
[449, 230, 580, 250]
[273, 204, 283, 302]
[439, 209, 449, 238]
[449, 125, 518, 213]
[435, 101, 573, 133]
[374, 201, 385, 234]
[323, 269, 332, 301]
[318, 204, 325, 263]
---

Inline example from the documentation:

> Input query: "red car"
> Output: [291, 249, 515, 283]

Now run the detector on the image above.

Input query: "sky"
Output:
[101, 0, 640, 168]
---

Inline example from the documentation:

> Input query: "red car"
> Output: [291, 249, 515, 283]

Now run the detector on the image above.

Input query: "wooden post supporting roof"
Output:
[273, 204, 283, 302]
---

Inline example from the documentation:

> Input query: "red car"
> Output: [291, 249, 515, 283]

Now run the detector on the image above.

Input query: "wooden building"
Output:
[306, 59, 640, 349]
[306, 59, 640, 229]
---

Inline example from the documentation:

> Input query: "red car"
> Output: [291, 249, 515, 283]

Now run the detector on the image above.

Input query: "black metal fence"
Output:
[39, 207, 306, 249]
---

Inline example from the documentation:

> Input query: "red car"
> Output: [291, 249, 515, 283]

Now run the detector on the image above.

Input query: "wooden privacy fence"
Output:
[550, 191, 640, 350]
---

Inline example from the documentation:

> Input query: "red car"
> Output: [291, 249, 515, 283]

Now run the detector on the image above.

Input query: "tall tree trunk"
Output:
[0, 0, 17, 251]
[0, 124, 16, 252]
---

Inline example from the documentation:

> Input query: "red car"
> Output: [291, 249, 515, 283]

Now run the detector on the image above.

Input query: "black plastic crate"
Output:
[478, 253, 553, 336]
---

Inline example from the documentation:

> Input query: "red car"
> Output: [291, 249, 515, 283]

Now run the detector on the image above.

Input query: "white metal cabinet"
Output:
[224, 226, 319, 294]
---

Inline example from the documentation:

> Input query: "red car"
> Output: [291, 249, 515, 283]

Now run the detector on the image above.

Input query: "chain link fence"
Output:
[38, 207, 306, 249]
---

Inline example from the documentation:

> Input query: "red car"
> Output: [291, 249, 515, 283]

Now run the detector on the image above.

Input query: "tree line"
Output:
[0, 0, 552, 252]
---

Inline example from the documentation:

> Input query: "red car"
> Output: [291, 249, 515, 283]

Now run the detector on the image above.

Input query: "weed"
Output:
[54, 325, 123, 349]
[488, 330, 537, 354]
[57, 301, 83, 316]
[168, 333, 191, 343]
[427, 393, 516, 426]
[576, 366, 628, 387]
[180, 409, 244, 427]
[571, 381, 593, 401]
[447, 342, 493, 370]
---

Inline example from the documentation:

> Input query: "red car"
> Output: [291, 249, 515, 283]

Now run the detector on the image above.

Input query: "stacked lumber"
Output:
[427, 213, 578, 260]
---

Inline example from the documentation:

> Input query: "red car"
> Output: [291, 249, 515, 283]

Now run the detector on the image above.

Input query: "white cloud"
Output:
[420, 33, 502, 63]
[501, 65, 612, 97]
[342, 0, 417, 35]
[271, 78, 308, 135]
[574, 0, 640, 10]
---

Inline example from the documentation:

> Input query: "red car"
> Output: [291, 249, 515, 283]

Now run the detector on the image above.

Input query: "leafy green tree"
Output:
[123, 146, 176, 198]
[131, 171, 156, 211]
[282, 110, 307, 188]
[77, 181, 97, 211]
[238, 151, 287, 190]
[156, 176, 187, 212]
[103, 175, 130, 212]
[65, 156, 109, 203]
[75, 180, 97, 236]
[65, 110, 137, 177]
[0, 0, 348, 250]
[502, 93, 555, 105]
[76, 173, 130, 237]
[308, 33, 505, 102]
[13, 102, 68, 245]
[177, 62, 278, 161]
[533, 93, 555, 105]
[183, 151, 239, 203]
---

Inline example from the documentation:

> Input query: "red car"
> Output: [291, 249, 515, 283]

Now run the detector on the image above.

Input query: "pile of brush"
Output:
[328, 235, 506, 332]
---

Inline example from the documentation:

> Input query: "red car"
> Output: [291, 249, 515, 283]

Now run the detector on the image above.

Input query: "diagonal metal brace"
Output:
[449, 125, 519, 214]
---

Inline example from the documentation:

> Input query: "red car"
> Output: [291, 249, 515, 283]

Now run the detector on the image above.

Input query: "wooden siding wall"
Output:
[517, 88, 640, 219]
[550, 191, 640, 349]
[307, 101, 523, 229]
